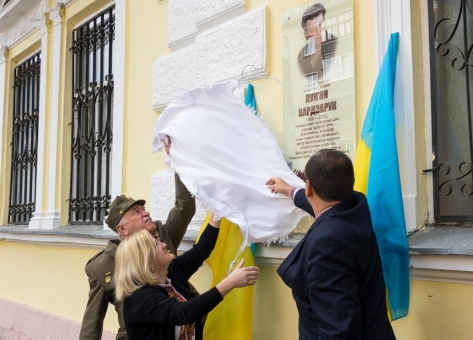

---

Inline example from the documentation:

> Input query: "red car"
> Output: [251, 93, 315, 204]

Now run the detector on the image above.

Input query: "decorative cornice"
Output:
[7, 4, 48, 47]
[153, 6, 267, 112]
[0, 45, 8, 64]
[48, 3, 64, 26]
[54, 0, 76, 7]
[35, 12, 50, 35]
[195, 0, 245, 31]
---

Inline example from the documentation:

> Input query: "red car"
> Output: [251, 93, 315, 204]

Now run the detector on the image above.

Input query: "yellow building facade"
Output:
[0, 0, 472, 339]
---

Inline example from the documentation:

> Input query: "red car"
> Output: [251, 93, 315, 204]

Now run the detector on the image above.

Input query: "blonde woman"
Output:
[115, 214, 259, 340]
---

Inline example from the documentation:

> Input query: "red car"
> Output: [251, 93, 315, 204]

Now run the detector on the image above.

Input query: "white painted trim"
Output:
[168, 32, 198, 52]
[410, 268, 473, 285]
[0, 232, 109, 248]
[420, 0, 435, 224]
[0, 0, 42, 31]
[0, 46, 8, 202]
[111, 0, 124, 200]
[195, 2, 245, 32]
[29, 19, 49, 229]
[374, 0, 418, 232]
[410, 254, 473, 284]
[410, 254, 473, 272]
[54, 0, 76, 8]
[152, 68, 267, 112]
[41, 4, 64, 229]
[1, 0, 47, 49]
[5, 227, 473, 284]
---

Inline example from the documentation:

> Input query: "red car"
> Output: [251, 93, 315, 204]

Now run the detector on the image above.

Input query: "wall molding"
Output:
[40, 2, 65, 229]
[0, 0, 43, 31]
[153, 5, 267, 112]
[28, 14, 50, 229]
[195, 0, 245, 31]
[2, 1, 48, 48]
[0, 46, 8, 212]
[410, 254, 473, 284]
[111, 0, 125, 199]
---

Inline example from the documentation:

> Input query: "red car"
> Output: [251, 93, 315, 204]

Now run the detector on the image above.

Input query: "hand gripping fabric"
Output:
[153, 80, 306, 247]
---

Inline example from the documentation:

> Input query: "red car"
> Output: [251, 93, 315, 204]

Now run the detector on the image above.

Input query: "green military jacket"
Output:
[79, 174, 196, 340]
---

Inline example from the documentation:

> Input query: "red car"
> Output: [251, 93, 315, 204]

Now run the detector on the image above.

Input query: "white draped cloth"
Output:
[152, 80, 306, 246]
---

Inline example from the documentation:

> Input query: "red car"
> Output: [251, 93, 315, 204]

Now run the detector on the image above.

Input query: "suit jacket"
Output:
[277, 190, 395, 340]
[79, 173, 196, 340]
[124, 225, 223, 340]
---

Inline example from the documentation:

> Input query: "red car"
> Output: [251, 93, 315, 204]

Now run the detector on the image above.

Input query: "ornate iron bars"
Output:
[69, 6, 114, 223]
[9, 52, 41, 224]
[430, 0, 473, 221]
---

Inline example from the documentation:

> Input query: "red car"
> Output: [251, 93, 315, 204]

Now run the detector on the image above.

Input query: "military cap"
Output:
[106, 195, 146, 232]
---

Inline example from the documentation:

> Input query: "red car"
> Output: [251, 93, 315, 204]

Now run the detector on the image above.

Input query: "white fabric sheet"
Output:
[152, 80, 306, 246]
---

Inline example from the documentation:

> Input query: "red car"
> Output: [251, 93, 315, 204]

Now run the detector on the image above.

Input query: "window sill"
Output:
[0, 224, 117, 249]
[0, 223, 303, 263]
[408, 226, 473, 284]
[3, 223, 473, 282]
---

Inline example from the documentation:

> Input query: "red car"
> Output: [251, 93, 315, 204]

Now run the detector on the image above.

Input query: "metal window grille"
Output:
[69, 6, 114, 223]
[9, 52, 41, 224]
[429, 0, 473, 222]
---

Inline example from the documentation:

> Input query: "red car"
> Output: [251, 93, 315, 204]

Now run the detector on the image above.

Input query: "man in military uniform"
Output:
[78, 174, 195, 340]
[79, 136, 196, 339]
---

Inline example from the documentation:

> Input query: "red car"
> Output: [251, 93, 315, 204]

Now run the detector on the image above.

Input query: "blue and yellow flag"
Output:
[197, 215, 254, 340]
[196, 85, 257, 339]
[353, 32, 410, 321]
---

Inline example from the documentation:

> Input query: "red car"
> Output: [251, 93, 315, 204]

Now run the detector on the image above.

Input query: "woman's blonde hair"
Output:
[114, 229, 158, 301]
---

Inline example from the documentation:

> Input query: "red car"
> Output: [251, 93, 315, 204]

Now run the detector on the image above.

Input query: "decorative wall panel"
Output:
[153, 6, 266, 111]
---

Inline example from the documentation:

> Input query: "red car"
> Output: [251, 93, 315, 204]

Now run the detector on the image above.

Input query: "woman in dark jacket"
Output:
[114, 214, 259, 340]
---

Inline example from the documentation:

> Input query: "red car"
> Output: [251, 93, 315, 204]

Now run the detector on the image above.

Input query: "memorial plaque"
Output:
[282, 0, 356, 178]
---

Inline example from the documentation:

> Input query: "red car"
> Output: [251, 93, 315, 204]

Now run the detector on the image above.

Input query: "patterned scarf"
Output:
[159, 278, 195, 340]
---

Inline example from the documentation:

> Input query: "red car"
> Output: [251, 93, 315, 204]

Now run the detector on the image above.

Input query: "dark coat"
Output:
[123, 225, 223, 340]
[79, 174, 196, 340]
[278, 190, 395, 340]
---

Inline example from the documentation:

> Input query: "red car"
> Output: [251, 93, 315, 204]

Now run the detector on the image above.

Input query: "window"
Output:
[69, 6, 115, 224]
[304, 72, 319, 92]
[429, 0, 473, 222]
[9, 52, 41, 224]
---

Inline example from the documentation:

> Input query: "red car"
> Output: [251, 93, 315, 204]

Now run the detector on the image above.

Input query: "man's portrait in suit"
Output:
[297, 3, 338, 84]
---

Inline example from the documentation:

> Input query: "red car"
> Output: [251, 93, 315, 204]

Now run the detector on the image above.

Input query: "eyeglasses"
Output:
[155, 235, 164, 243]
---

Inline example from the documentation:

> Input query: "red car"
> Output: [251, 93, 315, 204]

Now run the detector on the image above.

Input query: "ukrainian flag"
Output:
[197, 215, 254, 340]
[353, 32, 410, 320]
[195, 83, 258, 339]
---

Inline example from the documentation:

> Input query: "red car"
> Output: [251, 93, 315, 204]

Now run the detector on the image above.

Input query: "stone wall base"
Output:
[0, 298, 115, 340]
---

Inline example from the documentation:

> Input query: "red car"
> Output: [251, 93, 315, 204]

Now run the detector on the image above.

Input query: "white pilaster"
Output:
[40, 4, 64, 229]
[0, 45, 9, 197]
[420, 0, 435, 224]
[374, 0, 417, 232]
[110, 0, 125, 200]
[29, 15, 50, 229]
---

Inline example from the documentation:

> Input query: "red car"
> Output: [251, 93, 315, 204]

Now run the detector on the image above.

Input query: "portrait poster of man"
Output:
[282, 0, 356, 179]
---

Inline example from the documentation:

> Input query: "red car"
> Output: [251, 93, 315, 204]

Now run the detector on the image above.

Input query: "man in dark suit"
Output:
[267, 149, 395, 339]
